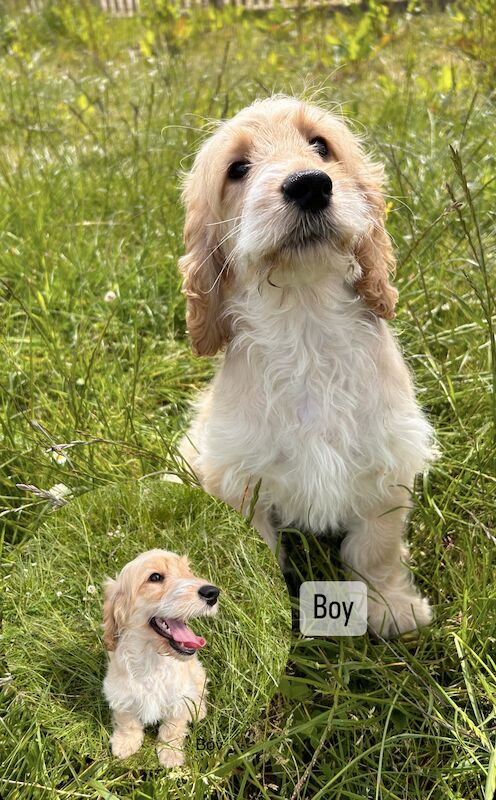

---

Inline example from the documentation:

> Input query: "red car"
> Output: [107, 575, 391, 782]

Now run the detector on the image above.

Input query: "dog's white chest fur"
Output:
[194, 280, 433, 531]
[104, 646, 204, 726]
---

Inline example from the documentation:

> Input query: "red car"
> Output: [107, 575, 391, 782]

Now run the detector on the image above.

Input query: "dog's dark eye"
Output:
[148, 573, 164, 582]
[228, 161, 250, 180]
[309, 137, 329, 159]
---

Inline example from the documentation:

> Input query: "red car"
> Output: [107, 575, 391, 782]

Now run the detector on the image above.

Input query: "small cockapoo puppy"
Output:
[178, 96, 437, 638]
[103, 549, 219, 766]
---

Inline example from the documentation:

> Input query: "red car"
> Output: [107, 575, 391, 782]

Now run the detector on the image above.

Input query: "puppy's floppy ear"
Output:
[353, 162, 398, 320]
[102, 577, 129, 652]
[179, 175, 231, 357]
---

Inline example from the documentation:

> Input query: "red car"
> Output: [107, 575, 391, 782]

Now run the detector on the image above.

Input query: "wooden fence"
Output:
[99, 0, 139, 13]
[21, 0, 374, 16]
[175, 0, 359, 8]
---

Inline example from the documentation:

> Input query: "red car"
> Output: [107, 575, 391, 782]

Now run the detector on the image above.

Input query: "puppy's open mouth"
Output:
[149, 616, 206, 657]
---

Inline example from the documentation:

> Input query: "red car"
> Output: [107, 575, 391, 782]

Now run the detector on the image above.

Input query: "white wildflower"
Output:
[51, 450, 67, 466]
[104, 290, 117, 302]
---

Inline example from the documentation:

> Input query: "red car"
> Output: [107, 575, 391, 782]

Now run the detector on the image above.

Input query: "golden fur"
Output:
[180, 96, 398, 356]
[102, 549, 219, 766]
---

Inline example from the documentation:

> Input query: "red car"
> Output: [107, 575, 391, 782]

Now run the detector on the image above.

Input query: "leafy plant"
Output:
[450, 0, 496, 80]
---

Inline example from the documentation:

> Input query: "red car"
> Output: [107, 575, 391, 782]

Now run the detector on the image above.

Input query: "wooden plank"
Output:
[16, 0, 422, 16]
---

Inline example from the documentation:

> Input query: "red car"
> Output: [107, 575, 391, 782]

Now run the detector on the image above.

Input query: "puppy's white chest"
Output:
[296, 395, 321, 426]
[104, 654, 202, 726]
[215, 307, 398, 528]
[268, 360, 373, 463]
[190, 270, 434, 538]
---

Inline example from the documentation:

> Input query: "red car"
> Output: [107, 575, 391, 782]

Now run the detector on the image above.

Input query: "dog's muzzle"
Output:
[282, 170, 332, 212]
[149, 616, 207, 657]
[149, 584, 220, 657]
[198, 584, 220, 606]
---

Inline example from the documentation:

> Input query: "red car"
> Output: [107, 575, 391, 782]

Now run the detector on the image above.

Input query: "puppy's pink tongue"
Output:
[166, 619, 206, 650]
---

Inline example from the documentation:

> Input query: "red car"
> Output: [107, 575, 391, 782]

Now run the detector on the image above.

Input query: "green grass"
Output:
[2, 480, 291, 774]
[1, 2, 495, 799]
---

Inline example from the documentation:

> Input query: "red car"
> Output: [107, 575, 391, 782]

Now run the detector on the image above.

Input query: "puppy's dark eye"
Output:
[228, 161, 250, 180]
[309, 137, 329, 159]
[148, 573, 164, 582]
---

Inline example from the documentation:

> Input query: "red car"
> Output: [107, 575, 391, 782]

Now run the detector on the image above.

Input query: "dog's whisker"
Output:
[191, 223, 243, 286]
[206, 216, 242, 227]
[201, 224, 244, 294]
[207, 253, 236, 294]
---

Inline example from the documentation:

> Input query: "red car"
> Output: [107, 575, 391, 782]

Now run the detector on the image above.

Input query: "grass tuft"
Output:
[0, 3, 495, 798]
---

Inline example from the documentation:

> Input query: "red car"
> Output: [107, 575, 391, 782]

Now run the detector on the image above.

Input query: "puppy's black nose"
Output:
[282, 170, 332, 212]
[198, 584, 220, 606]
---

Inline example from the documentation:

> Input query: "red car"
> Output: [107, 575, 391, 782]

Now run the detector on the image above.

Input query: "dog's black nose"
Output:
[198, 584, 220, 606]
[282, 170, 332, 212]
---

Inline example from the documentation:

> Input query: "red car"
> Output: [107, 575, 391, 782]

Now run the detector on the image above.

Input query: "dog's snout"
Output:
[198, 584, 220, 606]
[282, 170, 332, 212]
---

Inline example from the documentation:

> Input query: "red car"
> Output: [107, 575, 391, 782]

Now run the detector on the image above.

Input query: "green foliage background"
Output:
[0, 1, 495, 798]
[3, 480, 291, 768]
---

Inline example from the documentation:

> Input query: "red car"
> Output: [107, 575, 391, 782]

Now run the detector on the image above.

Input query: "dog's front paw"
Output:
[367, 590, 432, 639]
[110, 730, 144, 760]
[157, 744, 185, 768]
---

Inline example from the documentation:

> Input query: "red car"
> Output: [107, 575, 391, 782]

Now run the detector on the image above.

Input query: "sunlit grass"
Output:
[0, 3, 495, 799]
[2, 480, 291, 779]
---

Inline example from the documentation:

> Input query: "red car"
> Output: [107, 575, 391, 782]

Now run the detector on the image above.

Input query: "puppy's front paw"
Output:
[110, 730, 144, 760]
[157, 744, 185, 768]
[368, 590, 432, 639]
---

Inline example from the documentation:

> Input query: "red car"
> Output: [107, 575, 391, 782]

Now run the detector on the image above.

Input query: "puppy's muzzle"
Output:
[198, 584, 220, 607]
[282, 170, 332, 212]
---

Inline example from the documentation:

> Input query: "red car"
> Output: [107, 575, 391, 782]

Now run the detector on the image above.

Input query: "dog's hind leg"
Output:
[340, 489, 432, 638]
[156, 716, 189, 768]
[109, 711, 144, 760]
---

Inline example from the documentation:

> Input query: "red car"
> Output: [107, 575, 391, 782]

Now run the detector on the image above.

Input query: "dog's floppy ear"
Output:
[353, 162, 398, 320]
[102, 577, 129, 652]
[179, 174, 231, 357]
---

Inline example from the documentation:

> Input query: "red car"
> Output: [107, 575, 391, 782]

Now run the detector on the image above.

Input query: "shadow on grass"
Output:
[279, 527, 345, 629]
